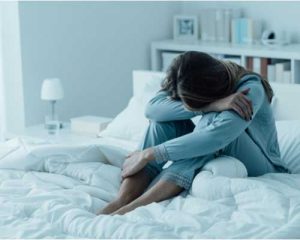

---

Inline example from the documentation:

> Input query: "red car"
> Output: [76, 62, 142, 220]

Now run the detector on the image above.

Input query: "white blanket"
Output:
[0, 138, 300, 238]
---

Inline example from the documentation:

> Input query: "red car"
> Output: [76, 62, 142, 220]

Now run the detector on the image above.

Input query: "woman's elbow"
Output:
[144, 105, 166, 122]
[144, 106, 154, 120]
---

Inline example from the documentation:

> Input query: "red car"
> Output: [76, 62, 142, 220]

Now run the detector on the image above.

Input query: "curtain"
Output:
[0, 70, 5, 142]
[0, 2, 24, 141]
[0, 51, 5, 141]
[0, 3, 6, 141]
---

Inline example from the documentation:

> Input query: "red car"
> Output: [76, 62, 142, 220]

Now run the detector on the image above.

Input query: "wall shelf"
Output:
[151, 39, 300, 84]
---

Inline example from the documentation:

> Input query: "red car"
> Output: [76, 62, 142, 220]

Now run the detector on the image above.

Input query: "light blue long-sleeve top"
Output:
[145, 74, 286, 171]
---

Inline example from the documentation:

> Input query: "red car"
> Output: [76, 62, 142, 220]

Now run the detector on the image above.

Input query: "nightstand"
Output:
[8, 122, 103, 145]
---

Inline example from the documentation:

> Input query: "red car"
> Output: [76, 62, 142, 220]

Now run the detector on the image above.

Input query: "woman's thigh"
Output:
[223, 131, 278, 176]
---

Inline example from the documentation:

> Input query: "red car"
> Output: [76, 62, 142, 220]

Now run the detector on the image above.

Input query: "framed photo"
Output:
[173, 15, 198, 41]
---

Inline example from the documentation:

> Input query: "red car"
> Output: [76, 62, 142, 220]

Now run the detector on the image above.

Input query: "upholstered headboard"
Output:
[132, 70, 300, 121]
[132, 70, 165, 98]
[271, 82, 300, 120]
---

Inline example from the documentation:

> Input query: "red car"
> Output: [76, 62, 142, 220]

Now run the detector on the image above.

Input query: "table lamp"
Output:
[41, 78, 64, 123]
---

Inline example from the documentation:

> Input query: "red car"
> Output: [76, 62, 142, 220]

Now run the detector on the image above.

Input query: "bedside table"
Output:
[8, 122, 103, 145]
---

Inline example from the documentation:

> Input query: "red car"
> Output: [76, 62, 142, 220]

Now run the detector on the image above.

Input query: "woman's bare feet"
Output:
[111, 180, 183, 215]
[97, 199, 125, 215]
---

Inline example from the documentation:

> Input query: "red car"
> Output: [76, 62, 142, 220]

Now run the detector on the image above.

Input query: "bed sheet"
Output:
[0, 137, 300, 238]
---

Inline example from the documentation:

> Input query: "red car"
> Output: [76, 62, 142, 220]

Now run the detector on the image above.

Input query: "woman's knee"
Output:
[148, 120, 194, 137]
[149, 120, 177, 134]
[141, 121, 178, 148]
[140, 120, 194, 150]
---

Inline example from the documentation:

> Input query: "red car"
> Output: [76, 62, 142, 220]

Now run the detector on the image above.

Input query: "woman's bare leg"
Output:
[112, 180, 183, 215]
[99, 120, 192, 215]
[97, 169, 151, 215]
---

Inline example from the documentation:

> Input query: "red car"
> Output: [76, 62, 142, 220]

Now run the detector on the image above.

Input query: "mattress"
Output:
[0, 137, 299, 238]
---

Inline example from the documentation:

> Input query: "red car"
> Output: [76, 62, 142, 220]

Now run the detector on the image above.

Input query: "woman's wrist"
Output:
[142, 148, 155, 163]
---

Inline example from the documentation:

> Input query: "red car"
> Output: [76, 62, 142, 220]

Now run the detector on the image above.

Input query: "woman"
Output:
[98, 51, 288, 215]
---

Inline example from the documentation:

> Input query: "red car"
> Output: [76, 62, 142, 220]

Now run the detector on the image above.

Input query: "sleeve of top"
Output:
[153, 76, 265, 163]
[145, 91, 201, 122]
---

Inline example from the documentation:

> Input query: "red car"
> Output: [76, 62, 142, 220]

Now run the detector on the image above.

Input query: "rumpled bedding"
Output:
[0, 138, 300, 238]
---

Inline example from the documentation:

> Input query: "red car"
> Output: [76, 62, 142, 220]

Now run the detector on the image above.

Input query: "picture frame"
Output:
[173, 15, 199, 41]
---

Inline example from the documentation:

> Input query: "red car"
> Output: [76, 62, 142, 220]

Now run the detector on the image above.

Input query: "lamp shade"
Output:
[41, 78, 64, 101]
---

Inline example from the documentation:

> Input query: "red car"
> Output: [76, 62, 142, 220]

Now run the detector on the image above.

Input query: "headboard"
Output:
[271, 82, 300, 120]
[132, 70, 300, 121]
[132, 70, 165, 98]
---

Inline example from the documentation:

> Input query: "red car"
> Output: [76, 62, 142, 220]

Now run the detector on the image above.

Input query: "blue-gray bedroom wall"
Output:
[19, 1, 180, 126]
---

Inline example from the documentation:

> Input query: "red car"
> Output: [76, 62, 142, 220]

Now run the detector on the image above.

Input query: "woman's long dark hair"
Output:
[161, 51, 273, 110]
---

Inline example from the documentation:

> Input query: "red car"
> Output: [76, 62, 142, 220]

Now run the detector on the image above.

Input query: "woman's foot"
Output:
[97, 199, 125, 215]
[111, 180, 183, 215]
[111, 202, 139, 215]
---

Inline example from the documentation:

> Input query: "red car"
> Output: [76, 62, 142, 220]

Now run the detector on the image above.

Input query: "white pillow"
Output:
[99, 71, 165, 142]
[276, 120, 300, 174]
[189, 155, 248, 198]
[202, 155, 248, 178]
[99, 97, 149, 142]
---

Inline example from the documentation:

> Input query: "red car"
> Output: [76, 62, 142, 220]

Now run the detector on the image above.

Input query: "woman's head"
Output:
[162, 51, 273, 110]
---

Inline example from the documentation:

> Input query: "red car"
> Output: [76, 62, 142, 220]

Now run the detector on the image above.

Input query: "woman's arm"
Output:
[145, 91, 199, 122]
[145, 89, 253, 122]
[153, 77, 265, 163]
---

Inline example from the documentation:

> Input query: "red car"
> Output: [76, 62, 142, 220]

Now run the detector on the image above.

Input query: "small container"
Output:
[45, 115, 60, 135]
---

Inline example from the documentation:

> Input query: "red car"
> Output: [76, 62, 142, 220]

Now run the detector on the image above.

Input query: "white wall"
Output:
[0, 2, 25, 135]
[19, 1, 180, 126]
[181, 1, 300, 43]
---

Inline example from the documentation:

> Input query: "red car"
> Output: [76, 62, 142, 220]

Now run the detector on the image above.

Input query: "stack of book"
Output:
[199, 9, 261, 44]
[231, 18, 262, 44]
[246, 57, 292, 83]
[200, 9, 236, 43]
[70, 116, 112, 137]
[268, 61, 292, 83]
[246, 57, 268, 79]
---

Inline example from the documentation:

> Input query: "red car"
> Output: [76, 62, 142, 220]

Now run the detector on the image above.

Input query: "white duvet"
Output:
[0, 138, 300, 238]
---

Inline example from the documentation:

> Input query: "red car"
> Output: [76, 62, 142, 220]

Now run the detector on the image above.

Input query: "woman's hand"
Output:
[203, 88, 253, 120]
[122, 148, 155, 178]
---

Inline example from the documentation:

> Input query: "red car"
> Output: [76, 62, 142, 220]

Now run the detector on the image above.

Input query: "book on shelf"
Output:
[253, 57, 261, 75]
[223, 56, 241, 65]
[247, 57, 269, 80]
[200, 9, 217, 42]
[231, 19, 240, 44]
[200, 8, 238, 43]
[246, 57, 253, 71]
[267, 64, 276, 82]
[260, 58, 268, 79]
[275, 62, 291, 83]
[223, 9, 232, 43]
[231, 18, 262, 44]
[215, 9, 225, 42]
[283, 71, 292, 84]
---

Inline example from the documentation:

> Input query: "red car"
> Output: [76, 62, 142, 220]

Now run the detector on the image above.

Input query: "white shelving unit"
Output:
[151, 39, 300, 84]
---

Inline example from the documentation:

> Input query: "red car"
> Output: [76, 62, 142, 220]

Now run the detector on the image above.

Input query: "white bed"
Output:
[0, 71, 300, 238]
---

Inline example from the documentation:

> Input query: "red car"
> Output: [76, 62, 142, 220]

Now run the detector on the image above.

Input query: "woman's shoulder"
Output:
[235, 73, 263, 90]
